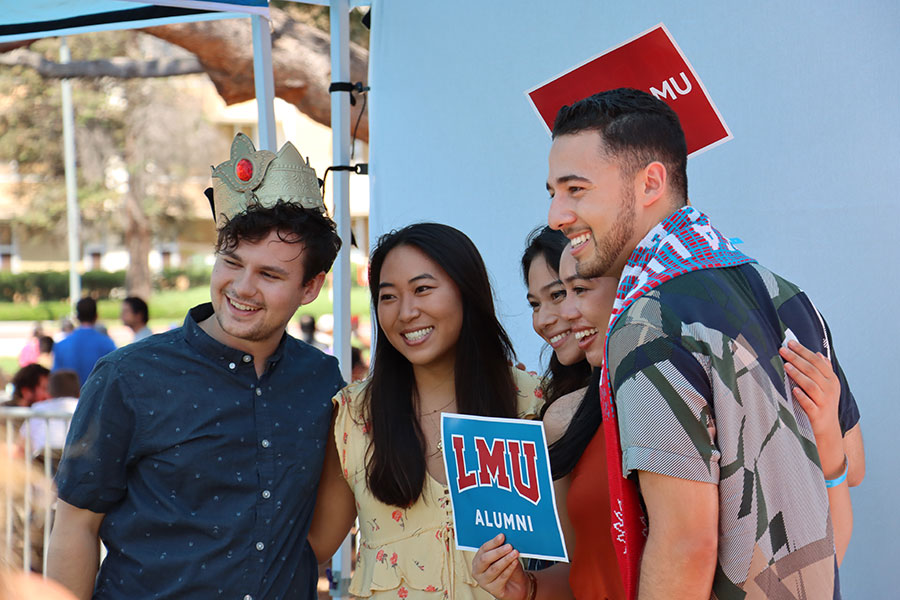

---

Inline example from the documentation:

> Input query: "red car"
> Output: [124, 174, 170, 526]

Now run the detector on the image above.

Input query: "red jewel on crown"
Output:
[236, 158, 253, 181]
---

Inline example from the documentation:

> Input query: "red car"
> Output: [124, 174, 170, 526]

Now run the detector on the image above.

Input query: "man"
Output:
[47, 133, 344, 600]
[8, 363, 50, 407]
[120, 296, 152, 342]
[52, 297, 116, 387]
[19, 369, 80, 467]
[546, 89, 862, 599]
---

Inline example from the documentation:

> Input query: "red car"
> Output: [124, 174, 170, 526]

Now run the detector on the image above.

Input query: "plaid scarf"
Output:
[600, 206, 755, 599]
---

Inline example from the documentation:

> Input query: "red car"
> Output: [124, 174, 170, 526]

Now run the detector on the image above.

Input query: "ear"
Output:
[635, 161, 668, 208]
[298, 271, 327, 306]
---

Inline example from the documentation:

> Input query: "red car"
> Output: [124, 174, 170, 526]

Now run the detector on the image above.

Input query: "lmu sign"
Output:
[441, 413, 568, 563]
[526, 23, 732, 156]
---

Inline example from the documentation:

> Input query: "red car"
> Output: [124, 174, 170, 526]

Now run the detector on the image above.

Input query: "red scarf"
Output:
[600, 207, 754, 599]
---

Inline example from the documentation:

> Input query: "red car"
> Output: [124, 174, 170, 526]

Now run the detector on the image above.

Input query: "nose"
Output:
[534, 304, 557, 331]
[398, 293, 420, 322]
[559, 292, 582, 322]
[548, 194, 575, 231]
[232, 269, 257, 299]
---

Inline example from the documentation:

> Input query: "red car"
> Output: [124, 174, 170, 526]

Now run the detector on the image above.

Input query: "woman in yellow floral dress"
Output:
[308, 223, 543, 599]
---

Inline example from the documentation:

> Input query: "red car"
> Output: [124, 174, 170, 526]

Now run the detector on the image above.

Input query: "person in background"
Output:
[8, 364, 50, 408]
[18, 323, 43, 367]
[299, 313, 328, 351]
[120, 296, 151, 342]
[52, 298, 116, 387]
[37, 336, 54, 369]
[350, 346, 368, 382]
[19, 369, 80, 469]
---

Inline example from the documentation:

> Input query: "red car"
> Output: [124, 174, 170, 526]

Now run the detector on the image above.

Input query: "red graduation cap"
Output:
[525, 24, 732, 157]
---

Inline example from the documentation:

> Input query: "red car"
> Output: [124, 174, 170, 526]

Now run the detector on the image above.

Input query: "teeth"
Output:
[229, 298, 259, 311]
[403, 327, 433, 341]
[575, 328, 597, 340]
[549, 332, 569, 344]
[571, 232, 591, 247]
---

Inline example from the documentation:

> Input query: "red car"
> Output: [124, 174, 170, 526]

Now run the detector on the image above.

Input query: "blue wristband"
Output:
[825, 456, 849, 488]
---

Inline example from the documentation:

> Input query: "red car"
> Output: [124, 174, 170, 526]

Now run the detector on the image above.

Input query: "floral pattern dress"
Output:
[333, 368, 544, 599]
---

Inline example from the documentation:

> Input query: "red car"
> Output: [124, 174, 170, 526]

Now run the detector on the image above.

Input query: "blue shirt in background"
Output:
[56, 303, 344, 599]
[52, 325, 116, 388]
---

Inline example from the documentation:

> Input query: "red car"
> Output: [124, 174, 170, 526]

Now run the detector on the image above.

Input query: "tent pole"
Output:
[329, 0, 353, 597]
[251, 14, 277, 150]
[60, 37, 81, 314]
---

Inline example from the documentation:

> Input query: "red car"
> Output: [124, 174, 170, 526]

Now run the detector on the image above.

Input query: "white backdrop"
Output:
[366, 1, 899, 594]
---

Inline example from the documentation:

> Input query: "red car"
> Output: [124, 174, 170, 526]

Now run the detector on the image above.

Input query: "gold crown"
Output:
[211, 133, 324, 228]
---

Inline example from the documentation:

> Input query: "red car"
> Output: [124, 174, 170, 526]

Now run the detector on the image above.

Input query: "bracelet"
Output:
[525, 570, 537, 600]
[825, 455, 849, 488]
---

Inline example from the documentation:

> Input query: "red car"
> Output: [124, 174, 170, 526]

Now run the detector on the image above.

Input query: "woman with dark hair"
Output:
[308, 223, 543, 599]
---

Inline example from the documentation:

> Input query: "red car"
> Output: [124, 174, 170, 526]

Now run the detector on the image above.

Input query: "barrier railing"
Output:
[0, 406, 75, 575]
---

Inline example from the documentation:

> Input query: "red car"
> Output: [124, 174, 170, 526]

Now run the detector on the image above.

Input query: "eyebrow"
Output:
[379, 273, 437, 289]
[541, 279, 563, 291]
[221, 251, 290, 277]
[546, 174, 591, 192]
[564, 273, 589, 285]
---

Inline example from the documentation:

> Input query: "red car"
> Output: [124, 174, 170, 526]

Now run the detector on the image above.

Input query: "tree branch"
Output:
[0, 48, 204, 78]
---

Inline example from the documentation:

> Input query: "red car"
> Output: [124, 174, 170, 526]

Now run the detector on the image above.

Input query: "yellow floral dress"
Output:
[333, 368, 544, 599]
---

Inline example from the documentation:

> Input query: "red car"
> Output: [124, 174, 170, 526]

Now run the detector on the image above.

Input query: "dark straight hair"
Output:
[521, 226, 592, 408]
[365, 223, 519, 507]
[521, 226, 603, 481]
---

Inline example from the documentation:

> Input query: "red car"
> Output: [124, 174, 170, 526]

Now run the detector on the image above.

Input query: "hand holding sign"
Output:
[440, 413, 567, 562]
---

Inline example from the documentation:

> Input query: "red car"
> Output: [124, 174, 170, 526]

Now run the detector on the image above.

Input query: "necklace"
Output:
[418, 398, 454, 418]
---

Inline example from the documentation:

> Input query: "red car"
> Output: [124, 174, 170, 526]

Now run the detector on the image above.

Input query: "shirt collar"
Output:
[182, 303, 288, 369]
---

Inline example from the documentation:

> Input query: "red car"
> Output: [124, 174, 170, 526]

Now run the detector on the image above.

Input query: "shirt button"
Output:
[261, 439, 270, 448]
[242, 354, 252, 363]
[244, 595, 253, 600]
[262, 490, 271, 499]
[256, 388, 262, 396]
[228, 362, 236, 370]
[255, 542, 265, 551]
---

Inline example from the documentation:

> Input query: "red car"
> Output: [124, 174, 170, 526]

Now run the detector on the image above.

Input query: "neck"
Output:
[198, 315, 281, 378]
[412, 358, 456, 413]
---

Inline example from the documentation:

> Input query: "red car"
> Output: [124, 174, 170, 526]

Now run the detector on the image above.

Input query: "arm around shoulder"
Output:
[47, 499, 104, 600]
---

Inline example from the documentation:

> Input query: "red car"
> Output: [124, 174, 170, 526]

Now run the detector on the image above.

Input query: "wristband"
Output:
[525, 570, 537, 600]
[825, 455, 849, 488]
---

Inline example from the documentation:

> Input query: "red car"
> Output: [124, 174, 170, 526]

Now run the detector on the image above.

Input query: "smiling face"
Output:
[207, 229, 325, 352]
[376, 244, 464, 374]
[547, 130, 637, 279]
[558, 247, 618, 367]
[526, 253, 584, 366]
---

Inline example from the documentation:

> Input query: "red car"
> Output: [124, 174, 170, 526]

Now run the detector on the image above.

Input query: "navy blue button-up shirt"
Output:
[57, 304, 343, 599]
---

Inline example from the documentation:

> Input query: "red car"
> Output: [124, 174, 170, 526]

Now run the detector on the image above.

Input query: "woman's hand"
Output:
[472, 533, 529, 600]
[779, 339, 841, 443]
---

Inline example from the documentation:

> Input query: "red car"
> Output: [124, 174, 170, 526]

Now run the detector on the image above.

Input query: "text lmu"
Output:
[451, 435, 541, 505]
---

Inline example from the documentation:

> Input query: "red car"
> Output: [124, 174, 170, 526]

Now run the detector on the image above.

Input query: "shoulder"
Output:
[512, 367, 544, 418]
[334, 378, 369, 413]
[543, 386, 587, 445]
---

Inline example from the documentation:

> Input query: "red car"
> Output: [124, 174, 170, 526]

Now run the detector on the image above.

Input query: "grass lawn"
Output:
[0, 285, 372, 323]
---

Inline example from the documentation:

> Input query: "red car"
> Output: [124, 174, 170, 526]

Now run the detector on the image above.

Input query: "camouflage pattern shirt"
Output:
[608, 262, 859, 599]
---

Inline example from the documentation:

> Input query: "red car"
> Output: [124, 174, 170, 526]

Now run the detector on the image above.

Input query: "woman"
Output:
[474, 238, 855, 599]
[307, 223, 544, 599]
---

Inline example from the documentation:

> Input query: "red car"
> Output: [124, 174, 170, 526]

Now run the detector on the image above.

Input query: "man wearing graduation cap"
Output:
[48, 134, 345, 600]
